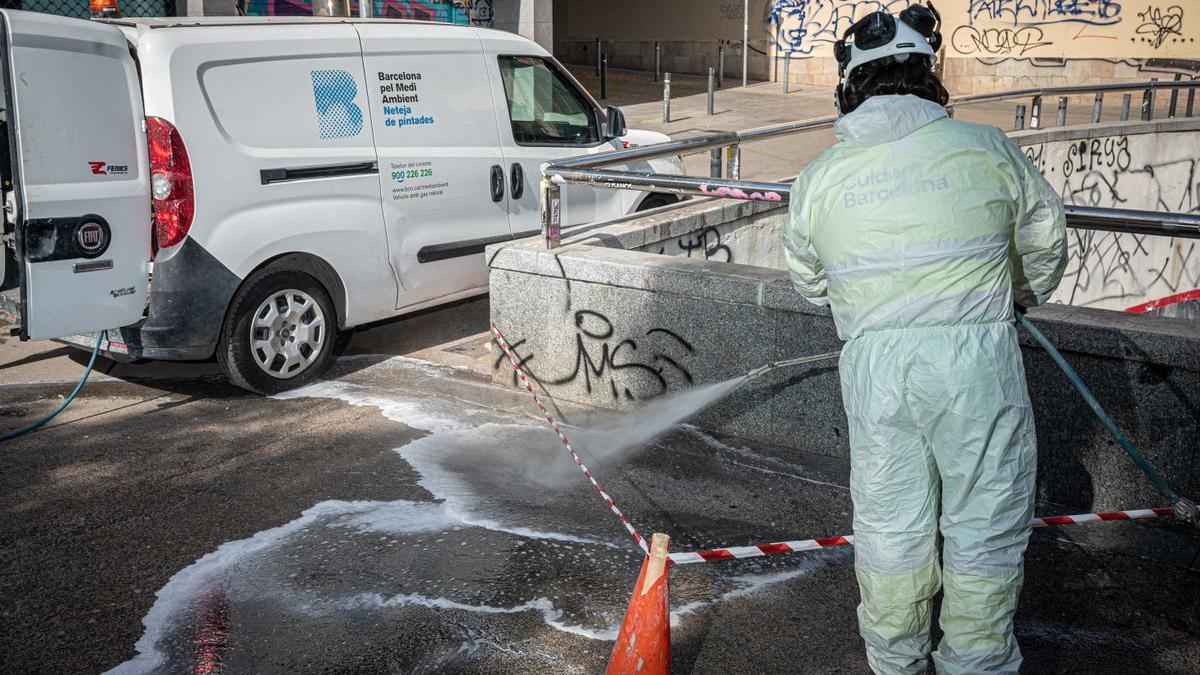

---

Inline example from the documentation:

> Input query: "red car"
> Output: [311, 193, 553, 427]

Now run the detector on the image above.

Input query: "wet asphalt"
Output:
[2, 348, 1199, 674]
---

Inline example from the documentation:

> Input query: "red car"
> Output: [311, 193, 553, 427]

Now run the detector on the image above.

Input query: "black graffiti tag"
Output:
[1062, 136, 1132, 179]
[950, 25, 1052, 55]
[676, 227, 733, 262]
[1135, 5, 1185, 48]
[496, 310, 695, 401]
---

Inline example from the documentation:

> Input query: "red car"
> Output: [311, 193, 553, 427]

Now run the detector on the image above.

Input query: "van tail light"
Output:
[146, 116, 194, 254]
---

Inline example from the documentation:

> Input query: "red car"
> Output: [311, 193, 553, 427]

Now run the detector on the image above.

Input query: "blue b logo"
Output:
[311, 69, 363, 140]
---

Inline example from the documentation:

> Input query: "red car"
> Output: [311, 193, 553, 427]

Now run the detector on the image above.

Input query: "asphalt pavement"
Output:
[3, 311, 1200, 672]
[2, 74, 1199, 674]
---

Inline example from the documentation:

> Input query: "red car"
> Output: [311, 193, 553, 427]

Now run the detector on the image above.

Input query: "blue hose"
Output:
[0, 330, 105, 444]
[1015, 313, 1193, 520]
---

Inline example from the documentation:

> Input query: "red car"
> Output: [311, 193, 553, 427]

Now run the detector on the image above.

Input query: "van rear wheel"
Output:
[218, 270, 338, 395]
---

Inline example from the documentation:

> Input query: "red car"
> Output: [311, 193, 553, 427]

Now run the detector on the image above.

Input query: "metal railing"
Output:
[539, 80, 1200, 248]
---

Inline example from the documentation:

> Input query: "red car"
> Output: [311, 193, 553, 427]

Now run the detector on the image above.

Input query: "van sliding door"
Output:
[355, 23, 509, 310]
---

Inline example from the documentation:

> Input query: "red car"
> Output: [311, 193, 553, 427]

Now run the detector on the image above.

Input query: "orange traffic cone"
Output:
[606, 533, 670, 675]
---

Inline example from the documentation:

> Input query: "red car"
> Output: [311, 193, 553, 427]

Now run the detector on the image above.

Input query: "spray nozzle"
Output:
[746, 351, 841, 380]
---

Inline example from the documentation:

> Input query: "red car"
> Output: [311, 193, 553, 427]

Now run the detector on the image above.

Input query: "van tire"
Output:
[217, 270, 338, 395]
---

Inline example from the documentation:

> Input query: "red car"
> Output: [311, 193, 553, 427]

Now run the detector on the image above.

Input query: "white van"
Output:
[0, 12, 682, 393]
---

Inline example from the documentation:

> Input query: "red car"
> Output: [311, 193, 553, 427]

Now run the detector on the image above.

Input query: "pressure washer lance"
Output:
[1016, 311, 1200, 527]
[746, 351, 841, 380]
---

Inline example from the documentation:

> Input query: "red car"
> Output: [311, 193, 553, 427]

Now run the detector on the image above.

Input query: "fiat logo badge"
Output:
[76, 221, 107, 254]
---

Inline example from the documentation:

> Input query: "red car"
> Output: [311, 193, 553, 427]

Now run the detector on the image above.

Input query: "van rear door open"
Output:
[1, 10, 150, 340]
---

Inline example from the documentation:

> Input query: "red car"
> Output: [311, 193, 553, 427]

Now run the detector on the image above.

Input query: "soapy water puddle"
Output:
[109, 355, 852, 673]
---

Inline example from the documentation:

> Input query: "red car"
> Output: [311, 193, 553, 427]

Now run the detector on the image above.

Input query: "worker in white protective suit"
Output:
[782, 4, 1067, 674]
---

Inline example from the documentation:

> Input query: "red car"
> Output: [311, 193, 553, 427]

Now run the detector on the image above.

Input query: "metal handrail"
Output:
[549, 79, 1196, 172]
[947, 79, 1198, 109]
[1065, 206, 1200, 238]
[537, 79, 1200, 248]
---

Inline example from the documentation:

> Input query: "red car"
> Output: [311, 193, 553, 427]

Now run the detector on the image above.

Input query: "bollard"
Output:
[1121, 93, 1131, 120]
[742, 0, 748, 87]
[595, 38, 601, 76]
[1187, 79, 1196, 117]
[1168, 73, 1181, 118]
[725, 144, 741, 180]
[707, 67, 715, 115]
[654, 41, 660, 83]
[541, 179, 561, 250]
[783, 54, 791, 94]
[1014, 103, 1026, 130]
[1030, 95, 1042, 128]
[710, 148, 722, 178]
[663, 72, 671, 123]
[717, 42, 725, 88]
[600, 53, 608, 100]
[1091, 92, 1103, 123]
[1056, 96, 1067, 126]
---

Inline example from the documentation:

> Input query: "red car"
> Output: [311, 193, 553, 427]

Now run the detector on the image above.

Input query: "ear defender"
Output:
[900, 2, 942, 52]
[834, 40, 851, 76]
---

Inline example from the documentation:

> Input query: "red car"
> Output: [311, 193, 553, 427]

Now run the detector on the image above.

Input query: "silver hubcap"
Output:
[250, 289, 325, 379]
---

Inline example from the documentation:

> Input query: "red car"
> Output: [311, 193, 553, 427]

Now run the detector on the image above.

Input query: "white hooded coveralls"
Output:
[783, 94, 1067, 674]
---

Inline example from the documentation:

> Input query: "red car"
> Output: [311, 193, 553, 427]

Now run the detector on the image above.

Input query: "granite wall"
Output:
[488, 222, 1199, 511]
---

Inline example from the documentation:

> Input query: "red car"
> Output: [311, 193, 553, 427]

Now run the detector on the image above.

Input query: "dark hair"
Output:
[840, 55, 949, 113]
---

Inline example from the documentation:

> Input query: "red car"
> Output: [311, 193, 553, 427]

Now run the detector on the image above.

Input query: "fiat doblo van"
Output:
[0, 12, 681, 393]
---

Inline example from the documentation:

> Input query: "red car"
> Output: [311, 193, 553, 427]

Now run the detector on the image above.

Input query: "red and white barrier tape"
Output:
[666, 507, 1175, 564]
[491, 323, 650, 556]
[492, 326, 1176, 566]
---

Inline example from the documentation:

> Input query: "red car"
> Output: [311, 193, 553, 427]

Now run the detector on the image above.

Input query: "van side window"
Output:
[498, 56, 599, 146]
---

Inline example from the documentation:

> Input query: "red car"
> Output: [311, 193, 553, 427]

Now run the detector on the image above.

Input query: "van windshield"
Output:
[498, 56, 599, 146]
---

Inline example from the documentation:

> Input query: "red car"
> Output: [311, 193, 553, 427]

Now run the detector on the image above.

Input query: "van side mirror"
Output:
[604, 106, 627, 140]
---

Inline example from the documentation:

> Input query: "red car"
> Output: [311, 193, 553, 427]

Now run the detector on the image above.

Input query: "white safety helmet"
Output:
[834, 3, 943, 112]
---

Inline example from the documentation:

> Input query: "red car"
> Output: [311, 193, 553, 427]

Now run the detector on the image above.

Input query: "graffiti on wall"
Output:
[246, 0, 470, 21]
[766, 0, 1197, 58]
[768, 0, 916, 55]
[1022, 133, 1200, 313]
[494, 309, 696, 401]
[656, 226, 734, 262]
[966, 0, 1123, 27]
[1136, 4, 1185, 47]
[463, 0, 494, 26]
[950, 25, 1053, 55]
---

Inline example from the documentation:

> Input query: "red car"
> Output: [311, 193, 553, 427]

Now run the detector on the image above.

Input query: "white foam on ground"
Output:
[330, 500, 461, 535]
[114, 356, 841, 671]
[669, 553, 844, 627]
[282, 378, 617, 547]
[106, 500, 394, 675]
[342, 593, 620, 641]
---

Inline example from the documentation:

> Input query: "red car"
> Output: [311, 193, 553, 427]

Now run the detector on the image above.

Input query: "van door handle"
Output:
[490, 165, 504, 203]
[510, 162, 524, 200]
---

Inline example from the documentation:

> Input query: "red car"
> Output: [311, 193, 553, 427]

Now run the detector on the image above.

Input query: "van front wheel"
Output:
[218, 270, 338, 395]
